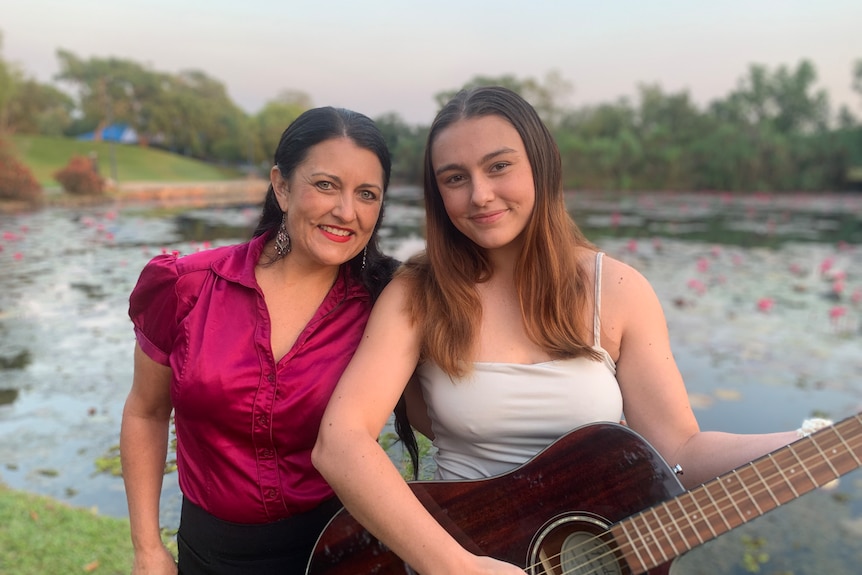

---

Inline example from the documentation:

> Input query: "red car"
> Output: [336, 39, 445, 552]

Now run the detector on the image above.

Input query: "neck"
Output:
[262, 240, 342, 288]
[485, 240, 522, 281]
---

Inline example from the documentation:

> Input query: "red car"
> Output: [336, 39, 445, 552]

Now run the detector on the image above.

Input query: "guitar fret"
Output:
[834, 428, 862, 467]
[715, 476, 747, 526]
[750, 462, 781, 507]
[786, 443, 820, 487]
[737, 463, 781, 514]
[674, 495, 706, 546]
[648, 505, 678, 559]
[657, 500, 690, 554]
[702, 483, 734, 531]
[732, 468, 764, 517]
[766, 452, 800, 498]
[809, 434, 840, 479]
[617, 518, 649, 573]
[631, 511, 662, 567]
[686, 490, 719, 539]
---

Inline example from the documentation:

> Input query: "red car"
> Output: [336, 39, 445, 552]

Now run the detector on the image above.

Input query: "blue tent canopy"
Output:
[76, 123, 138, 144]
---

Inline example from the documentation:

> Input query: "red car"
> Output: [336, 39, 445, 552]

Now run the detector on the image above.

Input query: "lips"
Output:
[469, 209, 507, 224]
[319, 224, 354, 243]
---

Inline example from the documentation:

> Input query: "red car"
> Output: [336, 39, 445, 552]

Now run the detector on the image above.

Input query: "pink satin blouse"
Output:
[129, 233, 371, 523]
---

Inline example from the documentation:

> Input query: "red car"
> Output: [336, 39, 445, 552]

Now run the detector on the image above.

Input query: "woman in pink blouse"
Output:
[120, 107, 398, 575]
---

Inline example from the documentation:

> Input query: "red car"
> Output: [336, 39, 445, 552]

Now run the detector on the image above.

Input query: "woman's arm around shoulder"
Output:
[601, 256, 797, 488]
[312, 277, 524, 574]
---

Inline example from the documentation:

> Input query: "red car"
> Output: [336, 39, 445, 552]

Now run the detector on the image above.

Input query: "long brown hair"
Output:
[401, 86, 600, 376]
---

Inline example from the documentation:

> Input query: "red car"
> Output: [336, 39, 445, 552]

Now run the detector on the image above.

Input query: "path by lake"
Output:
[1, 189, 861, 574]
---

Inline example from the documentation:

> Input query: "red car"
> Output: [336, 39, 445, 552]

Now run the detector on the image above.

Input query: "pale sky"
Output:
[2, 0, 860, 125]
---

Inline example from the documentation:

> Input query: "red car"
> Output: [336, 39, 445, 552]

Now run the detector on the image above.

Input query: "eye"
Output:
[316, 181, 334, 191]
[359, 189, 379, 202]
[443, 173, 465, 186]
[490, 161, 510, 172]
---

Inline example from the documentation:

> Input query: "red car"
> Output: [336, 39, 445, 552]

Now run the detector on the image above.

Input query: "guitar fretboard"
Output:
[610, 414, 862, 573]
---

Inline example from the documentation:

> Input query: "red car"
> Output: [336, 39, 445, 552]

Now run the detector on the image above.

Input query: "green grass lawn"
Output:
[10, 134, 243, 187]
[0, 483, 135, 575]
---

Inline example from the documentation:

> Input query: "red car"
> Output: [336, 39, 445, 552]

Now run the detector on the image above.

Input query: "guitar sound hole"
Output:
[529, 515, 624, 575]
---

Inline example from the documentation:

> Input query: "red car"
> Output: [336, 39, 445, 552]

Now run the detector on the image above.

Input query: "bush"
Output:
[0, 138, 43, 203]
[54, 154, 105, 196]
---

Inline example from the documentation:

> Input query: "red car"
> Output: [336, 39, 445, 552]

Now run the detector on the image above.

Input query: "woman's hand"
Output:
[130, 544, 177, 575]
[466, 555, 526, 574]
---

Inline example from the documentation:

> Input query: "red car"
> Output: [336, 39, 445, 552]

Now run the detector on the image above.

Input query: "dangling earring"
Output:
[275, 213, 291, 256]
[361, 246, 367, 271]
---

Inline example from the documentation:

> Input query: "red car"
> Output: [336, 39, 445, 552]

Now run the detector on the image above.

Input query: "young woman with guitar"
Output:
[312, 87, 850, 574]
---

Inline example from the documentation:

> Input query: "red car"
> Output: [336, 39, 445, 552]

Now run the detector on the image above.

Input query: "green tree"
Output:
[54, 50, 253, 164]
[54, 49, 158, 139]
[5, 78, 75, 135]
[0, 31, 23, 134]
[255, 90, 311, 164]
[557, 100, 641, 190]
[373, 112, 427, 185]
[633, 84, 706, 189]
[704, 60, 835, 190]
[157, 69, 251, 163]
[852, 59, 862, 102]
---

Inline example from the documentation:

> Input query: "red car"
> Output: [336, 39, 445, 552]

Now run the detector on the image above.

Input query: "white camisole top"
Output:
[417, 252, 623, 480]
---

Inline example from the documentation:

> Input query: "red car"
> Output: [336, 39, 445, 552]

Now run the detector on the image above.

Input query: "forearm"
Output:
[313, 431, 477, 575]
[672, 430, 799, 489]
[120, 410, 171, 552]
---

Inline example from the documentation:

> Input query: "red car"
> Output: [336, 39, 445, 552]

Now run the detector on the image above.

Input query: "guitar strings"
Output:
[536, 426, 862, 575]
[519, 422, 862, 575]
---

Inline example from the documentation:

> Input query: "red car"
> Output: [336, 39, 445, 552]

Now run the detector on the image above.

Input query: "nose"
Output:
[470, 176, 494, 207]
[332, 191, 357, 222]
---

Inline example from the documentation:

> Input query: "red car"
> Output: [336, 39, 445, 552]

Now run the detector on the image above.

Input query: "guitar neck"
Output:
[610, 414, 862, 573]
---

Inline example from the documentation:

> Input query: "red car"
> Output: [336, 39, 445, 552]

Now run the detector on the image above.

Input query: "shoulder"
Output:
[376, 274, 415, 312]
[598, 254, 666, 339]
[597, 253, 654, 295]
[136, 243, 238, 279]
[172, 243, 242, 276]
[591, 253, 664, 346]
[132, 243, 246, 307]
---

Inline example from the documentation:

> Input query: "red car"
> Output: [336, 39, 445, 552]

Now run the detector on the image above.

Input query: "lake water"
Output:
[1, 189, 861, 574]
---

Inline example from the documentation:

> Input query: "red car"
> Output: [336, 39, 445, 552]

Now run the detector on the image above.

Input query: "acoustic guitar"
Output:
[306, 415, 862, 574]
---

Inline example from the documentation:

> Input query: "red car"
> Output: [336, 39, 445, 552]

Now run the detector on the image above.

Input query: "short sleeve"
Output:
[128, 254, 180, 365]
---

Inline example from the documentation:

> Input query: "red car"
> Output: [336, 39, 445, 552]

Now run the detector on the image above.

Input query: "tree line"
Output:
[1, 31, 860, 192]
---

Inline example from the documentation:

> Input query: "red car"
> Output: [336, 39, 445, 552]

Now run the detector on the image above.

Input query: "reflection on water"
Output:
[0, 388, 19, 406]
[0, 349, 31, 370]
[572, 190, 862, 247]
[0, 189, 860, 574]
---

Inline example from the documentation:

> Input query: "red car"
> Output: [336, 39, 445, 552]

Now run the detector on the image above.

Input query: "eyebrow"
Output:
[434, 147, 518, 176]
[310, 172, 383, 192]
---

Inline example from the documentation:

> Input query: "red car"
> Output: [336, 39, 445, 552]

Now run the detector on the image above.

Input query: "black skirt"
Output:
[177, 496, 342, 575]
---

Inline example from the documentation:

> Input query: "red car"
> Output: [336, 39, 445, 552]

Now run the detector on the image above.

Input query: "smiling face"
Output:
[272, 137, 384, 270]
[430, 114, 536, 254]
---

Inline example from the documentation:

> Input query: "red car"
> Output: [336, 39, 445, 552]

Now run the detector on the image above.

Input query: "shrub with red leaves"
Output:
[54, 155, 105, 196]
[0, 138, 43, 203]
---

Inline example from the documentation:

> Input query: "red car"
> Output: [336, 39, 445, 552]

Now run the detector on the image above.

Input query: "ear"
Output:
[271, 165, 290, 211]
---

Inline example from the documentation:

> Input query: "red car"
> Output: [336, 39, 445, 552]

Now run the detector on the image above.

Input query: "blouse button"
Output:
[266, 373, 275, 382]
[257, 414, 269, 427]
[265, 488, 278, 499]
[259, 448, 274, 459]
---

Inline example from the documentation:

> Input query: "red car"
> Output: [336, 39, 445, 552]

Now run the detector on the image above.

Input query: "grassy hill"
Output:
[10, 135, 243, 187]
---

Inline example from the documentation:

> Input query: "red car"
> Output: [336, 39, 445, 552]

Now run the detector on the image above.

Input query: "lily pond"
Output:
[1, 189, 861, 574]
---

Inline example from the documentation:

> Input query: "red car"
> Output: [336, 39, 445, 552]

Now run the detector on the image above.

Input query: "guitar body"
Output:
[307, 423, 684, 574]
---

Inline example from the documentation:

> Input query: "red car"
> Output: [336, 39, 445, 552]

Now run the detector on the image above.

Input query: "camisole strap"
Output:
[594, 252, 604, 346]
